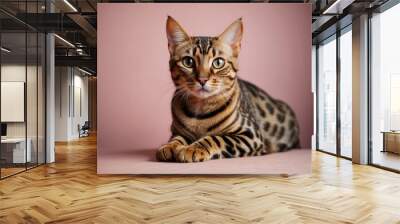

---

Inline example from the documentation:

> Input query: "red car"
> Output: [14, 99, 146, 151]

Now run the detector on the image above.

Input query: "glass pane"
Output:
[1, 31, 27, 177]
[371, 4, 400, 171]
[25, 0, 38, 169]
[27, 31, 38, 169]
[0, 1, 46, 179]
[38, 33, 45, 165]
[340, 29, 352, 158]
[317, 36, 337, 154]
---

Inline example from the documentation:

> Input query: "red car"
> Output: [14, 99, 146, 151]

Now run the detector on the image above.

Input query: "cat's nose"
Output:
[197, 77, 209, 86]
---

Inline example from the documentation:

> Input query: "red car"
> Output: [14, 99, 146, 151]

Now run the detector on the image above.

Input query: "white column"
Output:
[46, 32, 55, 163]
[45, 0, 55, 163]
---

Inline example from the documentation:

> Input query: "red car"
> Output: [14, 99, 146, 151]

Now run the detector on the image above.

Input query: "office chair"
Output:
[79, 121, 90, 138]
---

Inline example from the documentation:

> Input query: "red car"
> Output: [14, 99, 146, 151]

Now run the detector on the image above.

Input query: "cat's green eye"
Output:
[182, 56, 194, 68]
[212, 58, 225, 69]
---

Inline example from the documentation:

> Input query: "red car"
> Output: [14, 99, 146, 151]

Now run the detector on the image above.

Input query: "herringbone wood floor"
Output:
[1, 135, 400, 224]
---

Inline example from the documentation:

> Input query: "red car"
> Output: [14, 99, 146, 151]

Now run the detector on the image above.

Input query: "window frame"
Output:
[315, 23, 353, 161]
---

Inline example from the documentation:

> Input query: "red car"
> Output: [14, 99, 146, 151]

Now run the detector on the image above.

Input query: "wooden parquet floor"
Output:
[1, 135, 400, 224]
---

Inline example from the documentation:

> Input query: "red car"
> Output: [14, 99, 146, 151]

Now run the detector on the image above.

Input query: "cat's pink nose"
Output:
[197, 78, 208, 86]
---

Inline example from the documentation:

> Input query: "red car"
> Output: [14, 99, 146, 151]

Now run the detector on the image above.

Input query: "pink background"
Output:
[97, 3, 312, 174]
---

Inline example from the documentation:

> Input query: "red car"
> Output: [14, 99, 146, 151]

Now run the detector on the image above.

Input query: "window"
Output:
[316, 24, 353, 159]
[339, 27, 352, 158]
[390, 75, 400, 130]
[317, 35, 337, 154]
[370, 3, 400, 171]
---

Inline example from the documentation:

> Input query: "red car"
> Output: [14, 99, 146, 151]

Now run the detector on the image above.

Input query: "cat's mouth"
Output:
[192, 86, 213, 97]
[198, 87, 209, 92]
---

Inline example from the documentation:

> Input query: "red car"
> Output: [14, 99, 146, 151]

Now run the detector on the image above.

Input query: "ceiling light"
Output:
[54, 34, 75, 48]
[63, 0, 78, 12]
[76, 48, 85, 55]
[1, 47, 11, 53]
[78, 67, 93, 76]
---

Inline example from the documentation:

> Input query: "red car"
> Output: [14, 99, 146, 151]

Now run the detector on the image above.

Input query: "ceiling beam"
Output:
[55, 55, 96, 71]
[67, 14, 97, 38]
[322, 0, 356, 14]
[312, 15, 335, 33]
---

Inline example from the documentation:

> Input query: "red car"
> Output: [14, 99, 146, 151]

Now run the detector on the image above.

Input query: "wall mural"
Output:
[98, 3, 312, 174]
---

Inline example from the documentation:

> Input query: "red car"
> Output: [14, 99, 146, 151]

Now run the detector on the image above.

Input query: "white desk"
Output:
[1, 138, 31, 163]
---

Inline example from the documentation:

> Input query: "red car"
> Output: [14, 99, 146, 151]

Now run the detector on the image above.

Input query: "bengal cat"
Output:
[156, 16, 300, 163]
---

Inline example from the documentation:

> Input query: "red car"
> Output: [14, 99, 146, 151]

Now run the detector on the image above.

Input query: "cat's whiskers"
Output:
[174, 86, 192, 105]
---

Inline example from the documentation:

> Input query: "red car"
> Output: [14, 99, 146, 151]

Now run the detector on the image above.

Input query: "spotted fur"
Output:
[157, 16, 300, 162]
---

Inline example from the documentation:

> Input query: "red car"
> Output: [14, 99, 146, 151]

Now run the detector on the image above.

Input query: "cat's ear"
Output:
[166, 16, 190, 54]
[218, 18, 243, 50]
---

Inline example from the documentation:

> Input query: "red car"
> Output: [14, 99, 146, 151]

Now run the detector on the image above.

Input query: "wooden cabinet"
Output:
[382, 132, 400, 154]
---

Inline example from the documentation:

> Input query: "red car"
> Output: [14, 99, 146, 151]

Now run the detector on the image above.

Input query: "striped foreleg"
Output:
[175, 131, 263, 163]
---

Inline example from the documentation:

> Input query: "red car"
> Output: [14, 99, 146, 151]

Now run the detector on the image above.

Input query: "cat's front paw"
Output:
[156, 144, 179, 162]
[176, 144, 211, 163]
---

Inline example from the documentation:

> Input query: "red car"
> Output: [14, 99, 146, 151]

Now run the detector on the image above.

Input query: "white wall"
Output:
[72, 73, 89, 138]
[1, 65, 42, 137]
[1, 65, 26, 136]
[55, 67, 70, 141]
[55, 67, 89, 141]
